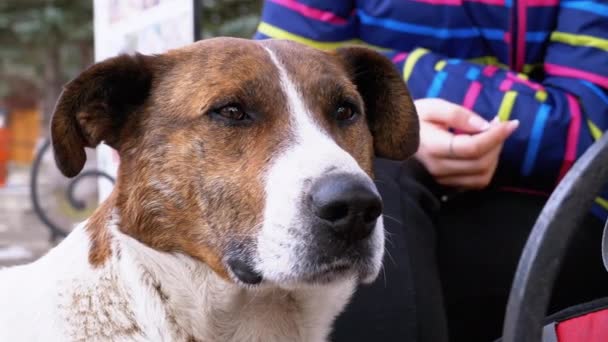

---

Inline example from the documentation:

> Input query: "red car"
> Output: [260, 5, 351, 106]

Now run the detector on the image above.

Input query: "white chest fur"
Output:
[0, 223, 355, 342]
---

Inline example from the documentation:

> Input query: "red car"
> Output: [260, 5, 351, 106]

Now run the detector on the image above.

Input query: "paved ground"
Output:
[0, 198, 52, 267]
[0, 159, 99, 268]
[0, 182, 52, 267]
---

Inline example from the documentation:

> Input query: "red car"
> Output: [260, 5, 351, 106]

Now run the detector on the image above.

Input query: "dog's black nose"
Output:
[310, 174, 382, 241]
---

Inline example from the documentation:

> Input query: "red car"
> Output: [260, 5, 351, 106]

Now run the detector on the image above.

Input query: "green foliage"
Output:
[0, 0, 94, 99]
[201, 0, 262, 39]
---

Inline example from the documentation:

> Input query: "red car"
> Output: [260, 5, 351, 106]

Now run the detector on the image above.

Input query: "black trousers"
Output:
[331, 159, 608, 342]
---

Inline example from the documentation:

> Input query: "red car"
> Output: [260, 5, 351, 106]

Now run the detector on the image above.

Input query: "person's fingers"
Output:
[450, 120, 519, 158]
[423, 148, 499, 177]
[415, 98, 490, 133]
[427, 157, 493, 177]
[417, 124, 453, 157]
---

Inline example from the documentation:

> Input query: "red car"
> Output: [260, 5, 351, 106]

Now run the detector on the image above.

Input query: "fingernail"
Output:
[469, 116, 490, 130]
[507, 119, 520, 130]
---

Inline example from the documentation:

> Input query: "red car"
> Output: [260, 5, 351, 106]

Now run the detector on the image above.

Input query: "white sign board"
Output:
[93, 0, 195, 201]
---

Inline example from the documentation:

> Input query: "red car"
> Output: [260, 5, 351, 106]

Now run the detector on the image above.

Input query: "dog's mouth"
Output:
[226, 226, 383, 287]
[227, 255, 372, 287]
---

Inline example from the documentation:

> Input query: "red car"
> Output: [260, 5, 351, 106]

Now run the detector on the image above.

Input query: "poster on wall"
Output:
[93, 0, 196, 201]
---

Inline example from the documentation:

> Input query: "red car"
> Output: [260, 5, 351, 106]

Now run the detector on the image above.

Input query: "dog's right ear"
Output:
[51, 53, 156, 178]
[335, 47, 419, 161]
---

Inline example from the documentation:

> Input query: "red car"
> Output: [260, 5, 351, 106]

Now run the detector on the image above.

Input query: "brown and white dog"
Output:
[0, 38, 418, 341]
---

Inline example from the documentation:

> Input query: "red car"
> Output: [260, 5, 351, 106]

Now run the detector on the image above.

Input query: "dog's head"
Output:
[51, 38, 418, 287]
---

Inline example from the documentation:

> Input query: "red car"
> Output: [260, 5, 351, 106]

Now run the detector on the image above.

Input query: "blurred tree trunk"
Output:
[40, 39, 92, 129]
[79, 40, 94, 70]
[41, 44, 62, 130]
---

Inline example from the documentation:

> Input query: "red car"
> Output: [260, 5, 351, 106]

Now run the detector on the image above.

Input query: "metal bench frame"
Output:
[30, 139, 115, 241]
[502, 133, 608, 341]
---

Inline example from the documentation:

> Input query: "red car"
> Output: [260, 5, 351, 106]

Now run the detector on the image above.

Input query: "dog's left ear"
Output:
[51, 53, 157, 178]
[335, 47, 419, 160]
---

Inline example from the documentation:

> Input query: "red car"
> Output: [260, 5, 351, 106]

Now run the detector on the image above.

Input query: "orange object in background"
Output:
[8, 108, 40, 165]
[0, 127, 9, 187]
[0, 107, 40, 186]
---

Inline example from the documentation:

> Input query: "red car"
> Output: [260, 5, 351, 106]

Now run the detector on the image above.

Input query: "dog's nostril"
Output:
[310, 174, 382, 241]
[363, 201, 382, 224]
[317, 201, 350, 222]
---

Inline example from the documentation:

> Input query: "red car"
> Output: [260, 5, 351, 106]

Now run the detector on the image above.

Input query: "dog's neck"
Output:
[65, 201, 354, 342]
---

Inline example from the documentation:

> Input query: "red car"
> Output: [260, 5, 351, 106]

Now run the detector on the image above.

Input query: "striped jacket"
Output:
[255, 0, 608, 220]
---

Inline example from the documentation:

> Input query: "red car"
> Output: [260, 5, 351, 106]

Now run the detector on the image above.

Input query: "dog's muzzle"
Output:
[234, 173, 384, 287]
[295, 173, 383, 283]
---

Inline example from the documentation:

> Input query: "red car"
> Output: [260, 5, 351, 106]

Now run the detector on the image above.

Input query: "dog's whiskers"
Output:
[383, 214, 403, 226]
[384, 246, 397, 267]
[383, 228, 395, 248]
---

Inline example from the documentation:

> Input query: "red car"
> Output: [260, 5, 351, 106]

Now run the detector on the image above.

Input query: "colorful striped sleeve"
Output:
[254, 0, 406, 61]
[254, 0, 359, 49]
[543, 0, 608, 216]
[399, 49, 604, 194]
[372, 3, 608, 195]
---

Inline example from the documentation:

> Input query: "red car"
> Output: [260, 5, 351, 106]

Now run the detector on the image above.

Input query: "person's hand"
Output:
[414, 98, 519, 190]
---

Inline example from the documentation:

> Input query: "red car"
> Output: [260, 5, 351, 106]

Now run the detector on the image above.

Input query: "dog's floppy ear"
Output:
[335, 47, 419, 160]
[51, 53, 155, 178]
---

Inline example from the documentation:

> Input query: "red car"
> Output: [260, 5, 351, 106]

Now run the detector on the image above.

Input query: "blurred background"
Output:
[0, 0, 262, 266]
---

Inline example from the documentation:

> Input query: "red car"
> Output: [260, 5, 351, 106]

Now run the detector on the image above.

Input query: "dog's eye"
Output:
[333, 103, 358, 123]
[209, 103, 252, 125]
[214, 104, 249, 122]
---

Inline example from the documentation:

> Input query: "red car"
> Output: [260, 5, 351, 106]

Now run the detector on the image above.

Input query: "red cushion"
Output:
[556, 309, 608, 342]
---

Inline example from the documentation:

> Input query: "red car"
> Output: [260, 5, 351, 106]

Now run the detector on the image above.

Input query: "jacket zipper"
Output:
[512, 0, 527, 72]
[510, 0, 516, 70]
